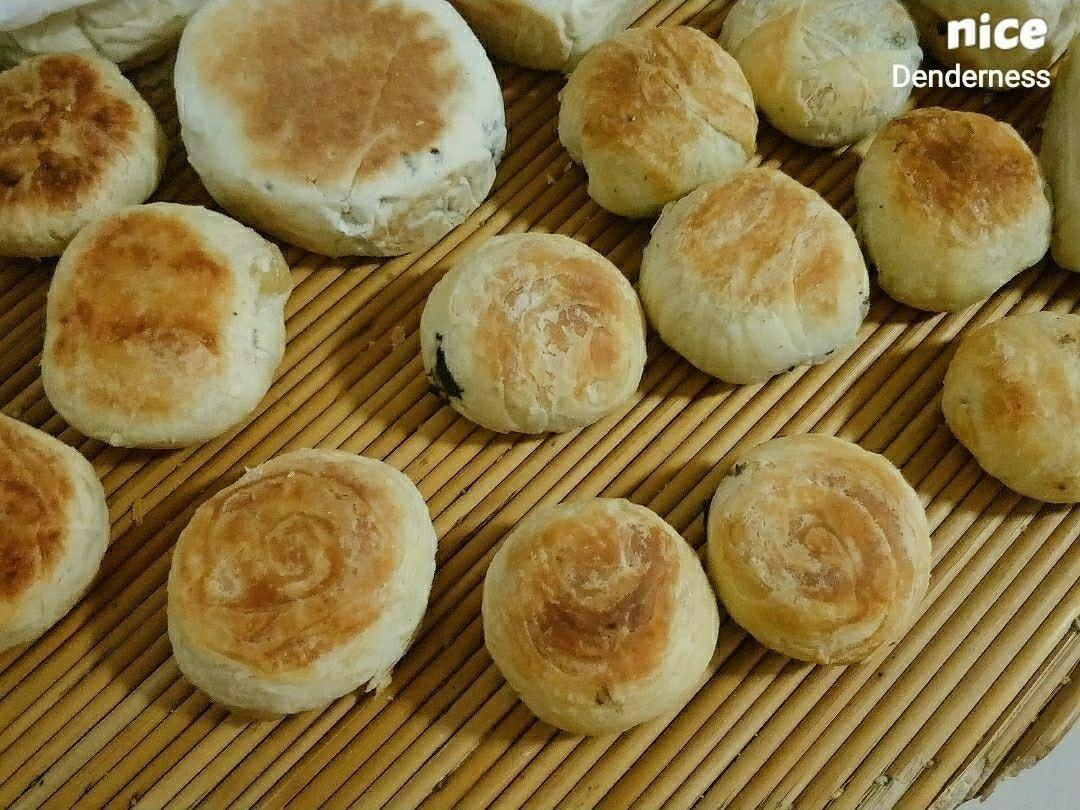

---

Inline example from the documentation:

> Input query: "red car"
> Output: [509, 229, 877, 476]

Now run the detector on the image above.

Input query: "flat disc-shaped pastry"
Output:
[175, 0, 506, 256]
[857, 108, 1052, 312]
[0, 52, 165, 257]
[641, 167, 869, 384]
[707, 435, 931, 664]
[168, 449, 437, 715]
[943, 312, 1080, 503]
[559, 26, 757, 218]
[42, 203, 292, 448]
[721, 0, 922, 146]
[421, 233, 647, 434]
[484, 498, 719, 734]
[0, 413, 109, 652]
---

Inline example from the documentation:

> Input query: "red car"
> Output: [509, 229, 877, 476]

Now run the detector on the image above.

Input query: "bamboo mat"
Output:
[1, 1, 1078, 807]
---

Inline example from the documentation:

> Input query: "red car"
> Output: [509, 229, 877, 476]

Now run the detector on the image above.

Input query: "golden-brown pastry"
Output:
[707, 435, 931, 664]
[0, 52, 165, 257]
[42, 203, 292, 449]
[168, 449, 437, 715]
[942, 312, 1080, 503]
[857, 108, 1052, 312]
[174, 0, 506, 257]
[483, 498, 719, 734]
[421, 233, 647, 433]
[720, 0, 922, 147]
[1042, 36, 1080, 270]
[640, 167, 869, 384]
[0, 413, 109, 652]
[559, 26, 757, 218]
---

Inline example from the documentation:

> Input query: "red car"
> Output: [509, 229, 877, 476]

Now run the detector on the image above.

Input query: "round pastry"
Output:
[720, 0, 922, 147]
[706, 435, 931, 664]
[558, 26, 757, 219]
[906, 0, 1077, 73]
[0, 0, 208, 68]
[42, 203, 292, 448]
[0, 52, 166, 258]
[0, 413, 109, 653]
[857, 108, 1052, 312]
[483, 498, 719, 734]
[420, 233, 647, 433]
[175, 0, 506, 257]
[450, 0, 651, 72]
[168, 449, 437, 715]
[640, 167, 869, 384]
[942, 312, 1080, 503]
[1042, 37, 1080, 270]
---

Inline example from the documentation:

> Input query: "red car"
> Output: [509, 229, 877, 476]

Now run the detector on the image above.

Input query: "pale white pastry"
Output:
[707, 435, 931, 664]
[857, 107, 1052, 312]
[1042, 36, 1080, 270]
[640, 167, 869, 384]
[0, 413, 109, 653]
[175, 0, 506, 257]
[420, 233, 646, 433]
[720, 0, 922, 147]
[450, 0, 652, 71]
[0, 0, 209, 68]
[559, 26, 757, 218]
[168, 449, 437, 715]
[905, 0, 1078, 73]
[42, 203, 292, 448]
[0, 53, 165, 258]
[484, 498, 719, 734]
[942, 312, 1080, 503]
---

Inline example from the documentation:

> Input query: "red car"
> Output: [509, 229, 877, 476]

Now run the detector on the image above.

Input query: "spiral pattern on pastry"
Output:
[168, 449, 436, 714]
[706, 435, 930, 664]
[483, 498, 718, 734]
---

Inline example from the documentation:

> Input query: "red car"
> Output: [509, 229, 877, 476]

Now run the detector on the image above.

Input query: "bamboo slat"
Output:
[0, 2, 1076, 807]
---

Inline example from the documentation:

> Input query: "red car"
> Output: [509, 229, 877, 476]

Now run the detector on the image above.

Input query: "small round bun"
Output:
[906, 1, 1077, 74]
[0, 53, 165, 257]
[450, 0, 651, 72]
[0, 413, 108, 652]
[0, 0, 208, 68]
[707, 435, 931, 664]
[483, 498, 718, 734]
[559, 26, 757, 218]
[720, 0, 921, 147]
[43, 203, 292, 448]
[640, 167, 869, 384]
[421, 233, 646, 433]
[857, 108, 1052, 312]
[175, 0, 506, 257]
[168, 449, 437, 715]
[942, 312, 1080, 503]
[1043, 38, 1080, 270]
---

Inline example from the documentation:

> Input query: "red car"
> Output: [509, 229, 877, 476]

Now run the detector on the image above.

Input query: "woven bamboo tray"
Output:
[1, 1, 1078, 807]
